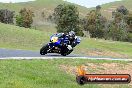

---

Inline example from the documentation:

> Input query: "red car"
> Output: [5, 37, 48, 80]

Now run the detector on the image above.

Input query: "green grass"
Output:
[0, 23, 53, 50]
[0, 23, 132, 58]
[0, 59, 131, 88]
[74, 37, 132, 58]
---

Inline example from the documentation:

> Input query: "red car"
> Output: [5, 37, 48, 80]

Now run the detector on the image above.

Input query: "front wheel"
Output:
[61, 47, 73, 56]
[61, 52, 67, 56]
[61, 47, 68, 56]
[67, 49, 73, 55]
[61, 50, 73, 56]
[40, 44, 49, 55]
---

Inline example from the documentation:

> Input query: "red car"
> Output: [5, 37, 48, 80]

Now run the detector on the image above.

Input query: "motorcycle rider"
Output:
[59, 31, 79, 50]
[68, 31, 77, 47]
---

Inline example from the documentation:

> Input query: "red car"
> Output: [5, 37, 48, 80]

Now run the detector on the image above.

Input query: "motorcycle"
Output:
[40, 33, 81, 56]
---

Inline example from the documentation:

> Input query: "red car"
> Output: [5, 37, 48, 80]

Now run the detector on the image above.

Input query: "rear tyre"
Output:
[40, 44, 49, 55]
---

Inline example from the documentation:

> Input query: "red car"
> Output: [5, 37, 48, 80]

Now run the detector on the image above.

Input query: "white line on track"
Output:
[0, 57, 132, 61]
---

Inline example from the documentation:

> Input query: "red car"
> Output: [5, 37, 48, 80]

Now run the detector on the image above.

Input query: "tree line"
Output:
[0, 4, 131, 42]
[53, 4, 132, 42]
[0, 8, 34, 28]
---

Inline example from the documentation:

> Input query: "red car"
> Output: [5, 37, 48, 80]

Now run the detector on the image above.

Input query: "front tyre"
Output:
[61, 52, 67, 56]
[40, 44, 49, 55]
[67, 49, 73, 55]
[61, 46, 73, 56]
[61, 47, 68, 56]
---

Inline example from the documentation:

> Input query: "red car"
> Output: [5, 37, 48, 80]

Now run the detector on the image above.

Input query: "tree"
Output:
[125, 12, 132, 33]
[53, 4, 83, 36]
[104, 5, 130, 42]
[82, 6, 107, 38]
[0, 9, 14, 24]
[112, 6, 128, 24]
[126, 33, 132, 42]
[96, 5, 101, 13]
[125, 12, 132, 42]
[16, 15, 23, 27]
[16, 8, 34, 28]
[112, 11, 123, 23]
[41, 11, 45, 18]
[47, 14, 53, 21]
[105, 20, 128, 41]
[116, 5, 129, 15]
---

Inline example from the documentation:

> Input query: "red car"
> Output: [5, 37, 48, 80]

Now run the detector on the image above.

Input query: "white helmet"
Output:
[69, 31, 75, 37]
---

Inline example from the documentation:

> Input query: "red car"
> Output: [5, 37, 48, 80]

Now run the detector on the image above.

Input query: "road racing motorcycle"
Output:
[40, 33, 81, 56]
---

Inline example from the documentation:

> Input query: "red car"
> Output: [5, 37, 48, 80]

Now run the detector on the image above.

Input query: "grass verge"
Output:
[0, 23, 53, 50]
[0, 59, 131, 88]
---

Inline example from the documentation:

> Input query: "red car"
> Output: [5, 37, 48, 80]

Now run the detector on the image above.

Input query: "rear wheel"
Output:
[40, 44, 49, 55]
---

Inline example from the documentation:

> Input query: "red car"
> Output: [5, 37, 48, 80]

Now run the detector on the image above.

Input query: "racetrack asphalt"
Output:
[0, 48, 82, 57]
[0, 48, 132, 61]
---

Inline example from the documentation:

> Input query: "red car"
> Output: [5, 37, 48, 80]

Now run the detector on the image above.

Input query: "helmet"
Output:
[69, 31, 75, 37]
[69, 31, 75, 40]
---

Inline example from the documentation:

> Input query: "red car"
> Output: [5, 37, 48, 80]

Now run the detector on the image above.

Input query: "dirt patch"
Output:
[87, 50, 128, 58]
[59, 65, 77, 75]
[75, 48, 128, 58]
[85, 63, 132, 75]
[59, 63, 132, 75]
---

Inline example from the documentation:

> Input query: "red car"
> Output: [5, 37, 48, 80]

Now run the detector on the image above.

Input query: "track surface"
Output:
[0, 48, 132, 61]
[0, 48, 83, 58]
